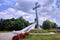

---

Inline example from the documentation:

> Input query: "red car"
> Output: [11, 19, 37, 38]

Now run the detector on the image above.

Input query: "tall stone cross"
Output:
[33, 2, 40, 29]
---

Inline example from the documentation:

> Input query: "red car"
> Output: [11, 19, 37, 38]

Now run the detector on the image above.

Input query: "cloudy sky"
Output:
[0, 0, 60, 26]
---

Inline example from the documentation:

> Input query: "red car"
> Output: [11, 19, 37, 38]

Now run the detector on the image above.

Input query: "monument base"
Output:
[35, 25, 42, 30]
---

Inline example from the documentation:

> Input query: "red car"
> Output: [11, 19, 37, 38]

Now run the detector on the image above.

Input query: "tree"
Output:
[0, 16, 30, 31]
[42, 20, 58, 29]
[0, 19, 5, 31]
[9, 17, 30, 31]
[51, 22, 58, 28]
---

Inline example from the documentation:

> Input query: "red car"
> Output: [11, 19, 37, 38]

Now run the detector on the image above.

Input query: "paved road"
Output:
[0, 32, 15, 40]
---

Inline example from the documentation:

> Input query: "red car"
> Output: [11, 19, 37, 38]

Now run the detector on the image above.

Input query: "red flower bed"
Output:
[12, 32, 29, 40]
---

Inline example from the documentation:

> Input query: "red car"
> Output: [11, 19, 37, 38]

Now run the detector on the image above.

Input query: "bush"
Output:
[48, 30, 57, 33]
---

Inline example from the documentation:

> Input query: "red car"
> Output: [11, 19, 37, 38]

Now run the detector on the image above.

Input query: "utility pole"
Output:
[33, 2, 40, 29]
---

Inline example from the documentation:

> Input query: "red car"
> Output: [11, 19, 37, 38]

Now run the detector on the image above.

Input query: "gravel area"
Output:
[0, 32, 15, 40]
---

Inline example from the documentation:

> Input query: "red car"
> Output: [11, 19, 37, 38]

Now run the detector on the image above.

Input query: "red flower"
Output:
[12, 35, 19, 40]
[24, 32, 29, 36]
[18, 33, 25, 38]
[12, 33, 24, 40]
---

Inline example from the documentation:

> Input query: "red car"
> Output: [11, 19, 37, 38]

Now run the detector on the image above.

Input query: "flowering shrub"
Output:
[12, 35, 19, 40]
[18, 33, 25, 38]
[24, 32, 29, 36]
[12, 32, 29, 40]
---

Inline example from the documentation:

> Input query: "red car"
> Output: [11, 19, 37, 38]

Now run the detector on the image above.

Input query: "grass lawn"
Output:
[22, 33, 60, 40]
[19, 29, 60, 40]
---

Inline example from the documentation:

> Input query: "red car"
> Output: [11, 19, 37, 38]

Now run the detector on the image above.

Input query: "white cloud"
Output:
[15, 3, 19, 6]
[39, 15, 51, 21]
[7, 8, 16, 13]
[23, 14, 35, 23]
[0, 8, 27, 19]
[3, 15, 14, 19]
[0, 12, 7, 15]
[39, 16, 47, 21]
[0, 0, 59, 25]
[17, 10, 26, 16]
[39, 0, 48, 5]
[0, 7, 35, 22]
[16, 0, 60, 25]
[49, 18, 56, 23]
[38, 15, 56, 24]
[25, 16, 30, 19]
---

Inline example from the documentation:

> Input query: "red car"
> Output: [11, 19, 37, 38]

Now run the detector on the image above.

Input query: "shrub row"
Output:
[29, 29, 59, 33]
[29, 29, 48, 33]
[47, 30, 57, 33]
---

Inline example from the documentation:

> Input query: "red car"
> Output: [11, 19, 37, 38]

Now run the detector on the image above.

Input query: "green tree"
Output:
[42, 20, 58, 29]
[0, 16, 30, 31]
[0, 19, 4, 31]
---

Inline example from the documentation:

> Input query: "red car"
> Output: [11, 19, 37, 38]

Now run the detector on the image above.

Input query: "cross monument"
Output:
[33, 2, 40, 29]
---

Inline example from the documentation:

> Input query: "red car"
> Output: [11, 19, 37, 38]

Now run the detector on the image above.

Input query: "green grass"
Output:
[22, 33, 60, 40]
[22, 29, 60, 40]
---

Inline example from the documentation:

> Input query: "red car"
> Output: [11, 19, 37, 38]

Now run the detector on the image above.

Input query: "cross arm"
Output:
[33, 5, 40, 10]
